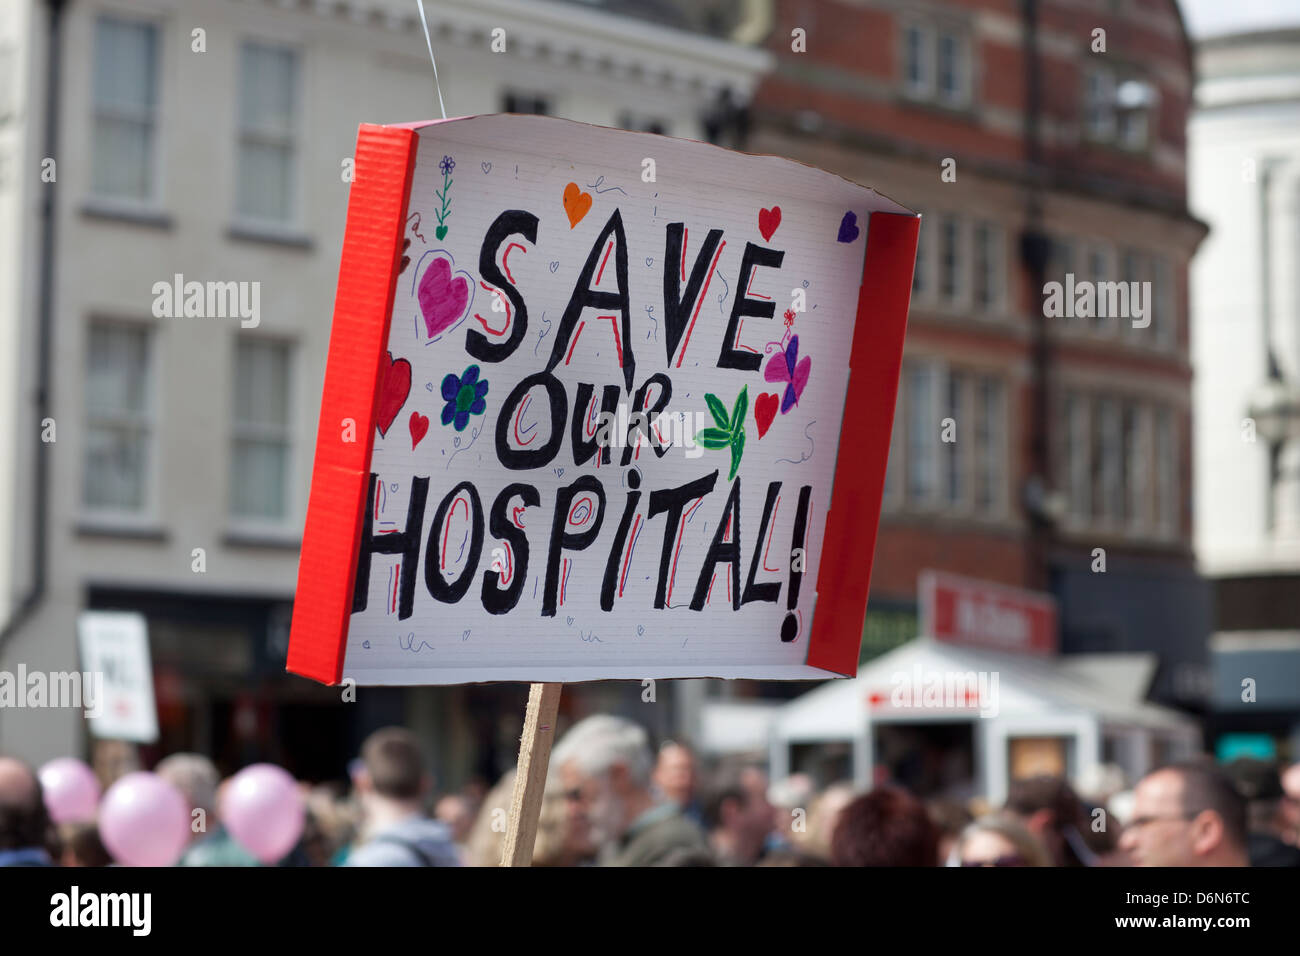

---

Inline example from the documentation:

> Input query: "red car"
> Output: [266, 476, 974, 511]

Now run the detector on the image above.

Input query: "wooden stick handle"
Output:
[500, 682, 563, 867]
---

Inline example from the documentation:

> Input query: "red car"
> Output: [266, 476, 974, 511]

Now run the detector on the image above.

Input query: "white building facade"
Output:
[0, 0, 771, 779]
[1190, 28, 1300, 754]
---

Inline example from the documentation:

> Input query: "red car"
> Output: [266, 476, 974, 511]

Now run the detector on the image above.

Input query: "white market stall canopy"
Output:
[696, 637, 1196, 753]
[769, 638, 1194, 743]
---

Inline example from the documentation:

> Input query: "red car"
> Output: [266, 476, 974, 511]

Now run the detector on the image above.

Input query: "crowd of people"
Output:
[2, 714, 1299, 867]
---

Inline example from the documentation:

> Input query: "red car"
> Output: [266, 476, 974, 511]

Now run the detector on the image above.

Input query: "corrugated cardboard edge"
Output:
[395, 114, 916, 218]
[286, 124, 418, 685]
[806, 211, 919, 678]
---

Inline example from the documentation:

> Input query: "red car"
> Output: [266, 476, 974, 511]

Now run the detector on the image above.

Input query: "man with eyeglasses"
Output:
[1118, 761, 1249, 867]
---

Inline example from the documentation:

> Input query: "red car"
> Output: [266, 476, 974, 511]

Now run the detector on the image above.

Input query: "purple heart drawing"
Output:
[837, 211, 860, 243]
[418, 256, 470, 338]
[764, 335, 812, 413]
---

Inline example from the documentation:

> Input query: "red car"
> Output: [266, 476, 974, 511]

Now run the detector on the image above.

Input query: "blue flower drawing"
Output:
[440, 364, 488, 431]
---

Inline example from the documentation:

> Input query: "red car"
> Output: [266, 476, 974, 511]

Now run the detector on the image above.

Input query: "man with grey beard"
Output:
[554, 715, 712, 866]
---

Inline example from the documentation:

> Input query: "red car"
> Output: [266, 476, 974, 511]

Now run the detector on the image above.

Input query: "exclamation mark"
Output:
[781, 485, 812, 642]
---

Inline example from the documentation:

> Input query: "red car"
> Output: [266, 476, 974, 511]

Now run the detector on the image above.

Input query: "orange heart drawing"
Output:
[563, 182, 592, 229]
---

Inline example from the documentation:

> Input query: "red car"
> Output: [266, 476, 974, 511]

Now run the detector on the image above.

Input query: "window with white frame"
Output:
[1094, 397, 1122, 523]
[1120, 248, 1142, 287]
[1085, 66, 1154, 150]
[906, 362, 937, 505]
[83, 323, 153, 514]
[91, 15, 160, 204]
[1060, 392, 1175, 535]
[1084, 67, 1116, 141]
[897, 359, 1006, 517]
[236, 41, 299, 225]
[1153, 257, 1174, 348]
[1124, 404, 1150, 531]
[936, 28, 970, 107]
[1087, 244, 1111, 330]
[942, 371, 969, 508]
[1154, 407, 1177, 537]
[1116, 79, 1153, 150]
[1087, 395, 1107, 522]
[1118, 403, 1133, 525]
[1117, 104, 1148, 150]
[1063, 393, 1170, 535]
[1120, 247, 1147, 338]
[973, 221, 1002, 313]
[938, 214, 962, 305]
[902, 21, 971, 106]
[1065, 392, 1090, 520]
[230, 340, 293, 522]
[903, 24, 931, 98]
[974, 376, 1004, 515]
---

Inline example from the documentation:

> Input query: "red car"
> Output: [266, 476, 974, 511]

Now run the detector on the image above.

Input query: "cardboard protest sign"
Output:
[77, 611, 159, 743]
[287, 114, 917, 686]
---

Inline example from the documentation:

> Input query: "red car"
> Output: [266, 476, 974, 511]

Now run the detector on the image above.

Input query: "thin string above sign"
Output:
[416, 0, 448, 120]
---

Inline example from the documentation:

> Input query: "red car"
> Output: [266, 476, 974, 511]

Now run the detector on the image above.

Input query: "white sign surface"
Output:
[290, 115, 916, 685]
[77, 611, 159, 742]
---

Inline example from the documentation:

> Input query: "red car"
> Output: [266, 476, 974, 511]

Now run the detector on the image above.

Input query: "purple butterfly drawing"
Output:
[764, 335, 812, 414]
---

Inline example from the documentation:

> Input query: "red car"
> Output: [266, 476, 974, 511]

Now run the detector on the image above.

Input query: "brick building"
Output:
[743, 0, 1210, 714]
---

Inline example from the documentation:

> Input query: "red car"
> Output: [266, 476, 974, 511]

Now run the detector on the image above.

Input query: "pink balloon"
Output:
[39, 758, 101, 824]
[221, 764, 303, 864]
[99, 772, 191, 867]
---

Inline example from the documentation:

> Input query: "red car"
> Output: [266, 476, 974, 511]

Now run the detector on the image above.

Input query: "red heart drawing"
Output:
[409, 411, 430, 449]
[375, 351, 412, 437]
[418, 256, 471, 338]
[755, 392, 779, 438]
[758, 206, 782, 242]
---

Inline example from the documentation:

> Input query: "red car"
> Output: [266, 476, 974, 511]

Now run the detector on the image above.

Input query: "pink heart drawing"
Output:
[418, 256, 470, 338]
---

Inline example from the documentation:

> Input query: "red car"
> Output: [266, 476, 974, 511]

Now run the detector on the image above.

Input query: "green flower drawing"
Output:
[697, 386, 748, 481]
[434, 155, 454, 240]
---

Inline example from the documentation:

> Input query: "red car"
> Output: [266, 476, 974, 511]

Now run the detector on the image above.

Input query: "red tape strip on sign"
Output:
[806, 211, 918, 677]
[286, 124, 417, 685]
